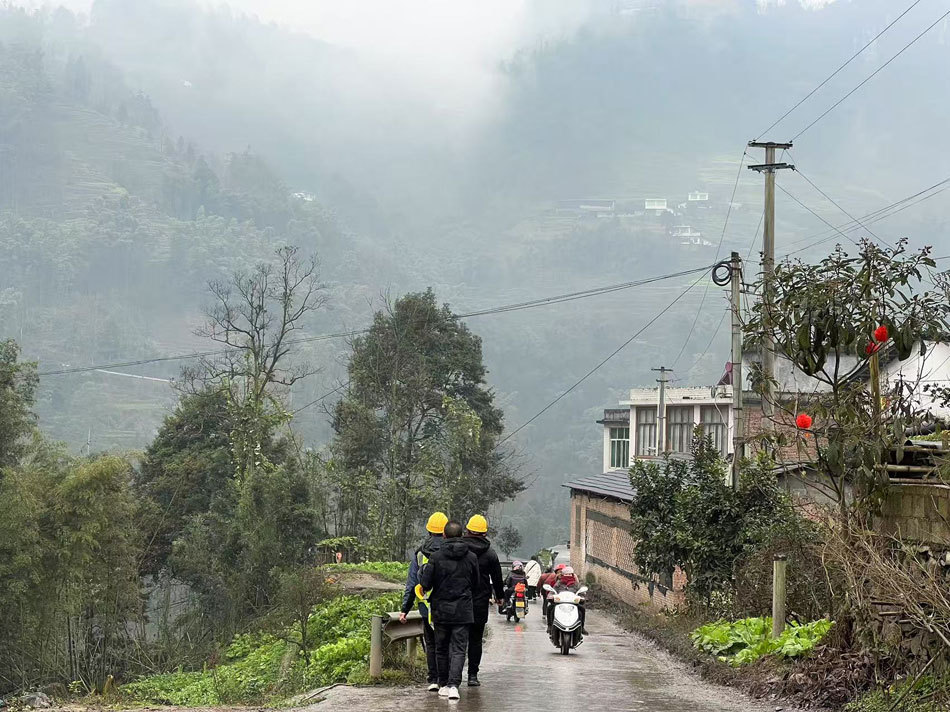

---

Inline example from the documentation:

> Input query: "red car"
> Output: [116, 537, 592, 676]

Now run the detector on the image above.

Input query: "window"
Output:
[635, 407, 657, 456]
[700, 405, 727, 456]
[609, 427, 630, 468]
[666, 406, 694, 454]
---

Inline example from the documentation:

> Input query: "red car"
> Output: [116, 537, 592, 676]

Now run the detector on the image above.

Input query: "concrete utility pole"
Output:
[729, 251, 744, 490]
[748, 141, 794, 426]
[653, 366, 672, 455]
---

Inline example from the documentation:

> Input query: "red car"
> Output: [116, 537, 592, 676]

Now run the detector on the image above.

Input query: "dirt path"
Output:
[302, 607, 774, 711]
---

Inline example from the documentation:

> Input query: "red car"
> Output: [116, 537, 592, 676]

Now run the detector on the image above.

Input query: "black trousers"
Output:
[435, 624, 470, 688]
[468, 601, 489, 678]
[420, 615, 438, 683]
[527, 584, 537, 600]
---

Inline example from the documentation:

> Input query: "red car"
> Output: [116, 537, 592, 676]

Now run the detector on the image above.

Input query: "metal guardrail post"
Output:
[406, 637, 417, 667]
[369, 615, 383, 678]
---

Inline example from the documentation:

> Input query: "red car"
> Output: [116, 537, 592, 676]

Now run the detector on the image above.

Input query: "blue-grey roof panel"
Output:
[563, 469, 634, 502]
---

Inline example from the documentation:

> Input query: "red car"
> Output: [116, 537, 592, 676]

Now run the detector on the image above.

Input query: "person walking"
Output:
[462, 514, 504, 687]
[419, 520, 479, 701]
[399, 511, 447, 692]
[524, 556, 542, 600]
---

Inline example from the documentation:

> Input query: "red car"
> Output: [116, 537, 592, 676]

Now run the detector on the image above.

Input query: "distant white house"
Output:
[292, 191, 316, 202]
[644, 198, 668, 212]
[687, 191, 710, 205]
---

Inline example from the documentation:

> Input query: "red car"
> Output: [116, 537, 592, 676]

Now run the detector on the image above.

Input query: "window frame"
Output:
[666, 405, 694, 454]
[609, 426, 630, 469]
[635, 407, 657, 457]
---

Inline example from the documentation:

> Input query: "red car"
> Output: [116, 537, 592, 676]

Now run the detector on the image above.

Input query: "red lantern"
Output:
[874, 325, 889, 343]
[796, 413, 813, 430]
[865, 341, 880, 356]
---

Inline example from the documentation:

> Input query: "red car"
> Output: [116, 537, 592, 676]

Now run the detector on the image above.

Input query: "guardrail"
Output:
[369, 610, 424, 678]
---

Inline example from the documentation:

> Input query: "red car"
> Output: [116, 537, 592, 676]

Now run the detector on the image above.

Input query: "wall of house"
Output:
[878, 480, 950, 542]
[570, 492, 686, 611]
[745, 405, 817, 464]
[882, 341, 950, 420]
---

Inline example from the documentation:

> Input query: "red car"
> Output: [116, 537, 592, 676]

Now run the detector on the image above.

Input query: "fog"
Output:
[3, 0, 950, 553]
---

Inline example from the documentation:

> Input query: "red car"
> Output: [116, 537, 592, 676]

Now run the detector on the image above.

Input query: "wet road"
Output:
[311, 606, 769, 711]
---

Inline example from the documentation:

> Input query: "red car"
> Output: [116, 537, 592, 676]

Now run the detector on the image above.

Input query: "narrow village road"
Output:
[310, 606, 769, 712]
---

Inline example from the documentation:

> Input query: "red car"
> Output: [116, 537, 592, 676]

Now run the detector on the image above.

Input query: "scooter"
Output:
[543, 583, 588, 655]
[501, 582, 528, 622]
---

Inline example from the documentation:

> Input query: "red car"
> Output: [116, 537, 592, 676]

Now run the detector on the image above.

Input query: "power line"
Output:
[755, 0, 926, 139]
[499, 270, 708, 446]
[671, 149, 747, 368]
[38, 264, 714, 377]
[792, 7, 950, 141]
[783, 176, 950, 256]
[788, 154, 889, 247]
[777, 181, 862, 247]
[292, 381, 349, 415]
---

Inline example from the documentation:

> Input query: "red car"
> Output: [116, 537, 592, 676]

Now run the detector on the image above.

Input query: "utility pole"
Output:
[653, 367, 672, 456]
[748, 141, 794, 426]
[729, 251, 744, 490]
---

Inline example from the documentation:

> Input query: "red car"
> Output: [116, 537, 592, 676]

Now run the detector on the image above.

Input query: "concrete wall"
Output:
[878, 480, 950, 543]
[570, 492, 686, 611]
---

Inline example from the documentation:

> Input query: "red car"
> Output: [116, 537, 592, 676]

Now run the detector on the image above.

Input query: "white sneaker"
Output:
[428, 683, 440, 692]
[438, 686, 450, 697]
[447, 687, 460, 700]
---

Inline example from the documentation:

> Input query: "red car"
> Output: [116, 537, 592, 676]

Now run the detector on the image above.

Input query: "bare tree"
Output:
[192, 246, 326, 475]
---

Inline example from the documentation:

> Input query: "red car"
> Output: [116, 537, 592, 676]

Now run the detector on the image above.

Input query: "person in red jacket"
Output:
[538, 563, 565, 619]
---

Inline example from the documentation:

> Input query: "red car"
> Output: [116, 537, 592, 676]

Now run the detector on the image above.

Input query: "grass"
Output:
[324, 561, 410, 584]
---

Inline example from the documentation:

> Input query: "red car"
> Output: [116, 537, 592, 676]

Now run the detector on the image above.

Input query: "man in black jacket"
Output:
[419, 520, 479, 701]
[398, 511, 446, 692]
[463, 514, 504, 687]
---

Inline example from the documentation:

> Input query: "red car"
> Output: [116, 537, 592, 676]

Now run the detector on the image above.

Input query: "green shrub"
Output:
[122, 590, 406, 706]
[690, 617, 833, 666]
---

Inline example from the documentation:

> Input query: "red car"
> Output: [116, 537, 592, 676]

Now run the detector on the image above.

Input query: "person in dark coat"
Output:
[419, 520, 480, 700]
[462, 514, 504, 687]
[398, 511, 447, 692]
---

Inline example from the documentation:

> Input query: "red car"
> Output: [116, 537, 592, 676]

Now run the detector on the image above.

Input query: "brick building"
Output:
[564, 471, 686, 611]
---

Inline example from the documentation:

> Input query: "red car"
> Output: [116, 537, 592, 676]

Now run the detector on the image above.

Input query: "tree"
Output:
[0, 339, 38, 469]
[496, 525, 522, 559]
[330, 289, 523, 558]
[629, 431, 805, 605]
[154, 247, 325, 624]
[744, 240, 950, 520]
[271, 568, 338, 664]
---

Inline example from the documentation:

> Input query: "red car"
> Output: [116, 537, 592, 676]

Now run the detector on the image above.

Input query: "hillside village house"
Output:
[566, 341, 950, 610]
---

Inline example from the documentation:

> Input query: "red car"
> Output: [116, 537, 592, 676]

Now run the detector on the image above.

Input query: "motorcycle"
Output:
[542, 583, 588, 655]
[501, 581, 528, 622]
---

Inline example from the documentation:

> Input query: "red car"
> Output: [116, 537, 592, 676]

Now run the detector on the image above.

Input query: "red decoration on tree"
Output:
[874, 325, 889, 342]
[866, 341, 880, 356]
[796, 413, 813, 430]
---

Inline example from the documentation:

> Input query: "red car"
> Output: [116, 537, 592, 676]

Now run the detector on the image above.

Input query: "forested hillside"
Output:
[3, 0, 949, 557]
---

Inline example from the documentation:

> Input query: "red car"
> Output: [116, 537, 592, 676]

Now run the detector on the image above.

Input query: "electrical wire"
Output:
[292, 381, 349, 415]
[38, 264, 715, 377]
[755, 0, 925, 139]
[498, 270, 709, 446]
[783, 177, 950, 256]
[788, 153, 890, 248]
[791, 7, 950, 141]
[776, 181, 862, 247]
[671, 149, 747, 368]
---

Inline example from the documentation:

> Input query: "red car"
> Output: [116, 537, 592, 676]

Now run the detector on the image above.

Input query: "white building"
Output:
[599, 385, 734, 472]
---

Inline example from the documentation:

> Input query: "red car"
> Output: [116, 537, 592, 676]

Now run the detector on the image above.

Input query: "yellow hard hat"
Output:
[426, 511, 448, 534]
[466, 514, 488, 534]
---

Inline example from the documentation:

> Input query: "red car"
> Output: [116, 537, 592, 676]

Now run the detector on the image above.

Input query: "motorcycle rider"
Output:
[524, 556, 542, 600]
[503, 560, 528, 610]
[545, 565, 587, 635]
[398, 511, 447, 692]
[462, 514, 504, 688]
[539, 563, 565, 619]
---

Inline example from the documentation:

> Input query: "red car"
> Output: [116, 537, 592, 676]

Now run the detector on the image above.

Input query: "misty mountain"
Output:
[2, 0, 949, 553]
